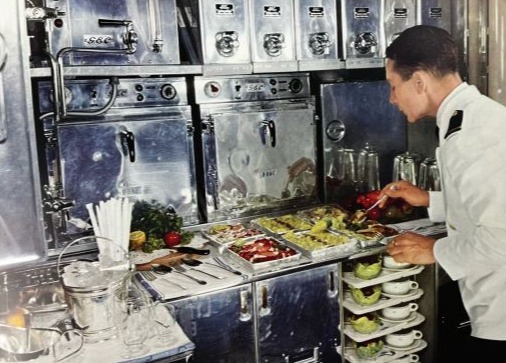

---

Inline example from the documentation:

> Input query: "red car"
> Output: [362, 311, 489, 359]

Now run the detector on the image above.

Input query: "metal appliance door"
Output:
[320, 81, 407, 201]
[201, 100, 317, 222]
[0, 0, 46, 269]
[168, 285, 255, 363]
[57, 111, 198, 235]
[417, 0, 452, 33]
[294, 0, 341, 70]
[341, 0, 384, 68]
[198, 0, 250, 65]
[249, 0, 297, 73]
[45, 0, 180, 65]
[384, 0, 417, 50]
[256, 264, 340, 362]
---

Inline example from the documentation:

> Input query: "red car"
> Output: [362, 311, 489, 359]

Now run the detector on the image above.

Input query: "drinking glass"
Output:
[392, 152, 417, 185]
[418, 157, 441, 191]
[114, 284, 153, 359]
[152, 304, 177, 347]
[357, 146, 380, 193]
[338, 148, 357, 184]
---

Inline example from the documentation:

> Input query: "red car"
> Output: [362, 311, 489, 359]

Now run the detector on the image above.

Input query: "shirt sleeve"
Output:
[427, 191, 445, 222]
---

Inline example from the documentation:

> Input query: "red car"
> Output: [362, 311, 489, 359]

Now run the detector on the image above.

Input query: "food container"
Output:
[203, 223, 265, 246]
[251, 214, 313, 235]
[225, 236, 301, 271]
[281, 230, 359, 260]
[58, 236, 132, 342]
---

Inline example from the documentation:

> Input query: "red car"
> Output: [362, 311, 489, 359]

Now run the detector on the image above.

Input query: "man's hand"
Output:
[379, 180, 430, 208]
[386, 232, 436, 265]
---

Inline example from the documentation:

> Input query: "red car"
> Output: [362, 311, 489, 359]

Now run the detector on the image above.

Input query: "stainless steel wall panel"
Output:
[384, 0, 418, 51]
[294, 0, 343, 71]
[0, 0, 46, 270]
[44, 0, 180, 65]
[249, 0, 298, 73]
[417, 0, 452, 33]
[341, 0, 385, 69]
[198, 0, 252, 75]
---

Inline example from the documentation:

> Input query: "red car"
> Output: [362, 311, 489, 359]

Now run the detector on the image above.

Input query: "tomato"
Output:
[367, 207, 382, 221]
[163, 231, 181, 247]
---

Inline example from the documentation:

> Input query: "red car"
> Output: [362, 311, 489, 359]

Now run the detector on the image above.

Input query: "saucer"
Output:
[382, 265, 417, 272]
[384, 339, 422, 351]
[379, 312, 417, 324]
[382, 289, 418, 299]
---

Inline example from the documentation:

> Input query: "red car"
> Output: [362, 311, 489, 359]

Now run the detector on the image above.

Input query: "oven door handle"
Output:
[260, 119, 276, 147]
[120, 129, 135, 162]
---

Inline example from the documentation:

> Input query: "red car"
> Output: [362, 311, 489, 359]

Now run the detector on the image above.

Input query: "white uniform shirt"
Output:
[428, 82, 506, 340]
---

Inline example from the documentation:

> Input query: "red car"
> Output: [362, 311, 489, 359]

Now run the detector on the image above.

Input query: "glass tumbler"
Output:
[357, 147, 380, 193]
[418, 158, 441, 191]
[392, 153, 417, 185]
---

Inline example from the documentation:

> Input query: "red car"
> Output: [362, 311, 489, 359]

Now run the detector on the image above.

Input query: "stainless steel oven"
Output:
[417, 0, 452, 33]
[36, 77, 199, 253]
[40, 0, 180, 66]
[194, 73, 318, 222]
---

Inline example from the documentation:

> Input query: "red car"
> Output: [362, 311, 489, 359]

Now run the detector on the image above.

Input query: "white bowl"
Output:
[383, 255, 413, 269]
[382, 279, 419, 295]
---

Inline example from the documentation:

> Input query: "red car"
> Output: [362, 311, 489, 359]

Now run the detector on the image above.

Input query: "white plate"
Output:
[382, 289, 418, 299]
[384, 339, 423, 351]
[382, 265, 418, 272]
[379, 312, 417, 324]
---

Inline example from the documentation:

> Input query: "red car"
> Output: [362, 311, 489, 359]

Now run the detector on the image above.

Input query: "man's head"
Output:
[385, 25, 462, 122]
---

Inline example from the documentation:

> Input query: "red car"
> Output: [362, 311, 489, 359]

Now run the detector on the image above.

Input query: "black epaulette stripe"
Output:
[444, 110, 463, 139]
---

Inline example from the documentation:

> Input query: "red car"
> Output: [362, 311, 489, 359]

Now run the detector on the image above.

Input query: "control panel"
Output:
[195, 73, 311, 103]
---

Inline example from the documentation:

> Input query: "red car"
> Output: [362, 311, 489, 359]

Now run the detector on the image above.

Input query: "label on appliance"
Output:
[215, 4, 234, 16]
[83, 35, 115, 47]
[308, 6, 325, 18]
[429, 7, 443, 18]
[354, 7, 370, 19]
[264, 6, 281, 17]
[245, 83, 265, 92]
[394, 8, 408, 18]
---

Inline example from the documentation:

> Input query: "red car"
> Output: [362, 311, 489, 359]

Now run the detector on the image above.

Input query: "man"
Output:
[379, 25, 506, 356]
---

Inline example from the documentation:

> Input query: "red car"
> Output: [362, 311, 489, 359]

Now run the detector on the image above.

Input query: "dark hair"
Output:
[385, 25, 459, 80]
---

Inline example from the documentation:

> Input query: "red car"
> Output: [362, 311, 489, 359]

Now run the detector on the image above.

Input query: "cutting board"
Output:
[135, 252, 198, 271]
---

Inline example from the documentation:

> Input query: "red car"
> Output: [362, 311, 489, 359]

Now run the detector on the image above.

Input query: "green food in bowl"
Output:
[350, 285, 382, 306]
[355, 339, 384, 359]
[349, 313, 380, 334]
[353, 255, 383, 280]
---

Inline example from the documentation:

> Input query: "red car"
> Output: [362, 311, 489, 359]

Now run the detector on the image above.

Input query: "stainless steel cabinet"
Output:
[256, 264, 341, 363]
[169, 264, 341, 363]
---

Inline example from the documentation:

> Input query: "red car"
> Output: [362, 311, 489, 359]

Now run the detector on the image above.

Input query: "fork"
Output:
[170, 264, 207, 285]
[141, 271, 187, 290]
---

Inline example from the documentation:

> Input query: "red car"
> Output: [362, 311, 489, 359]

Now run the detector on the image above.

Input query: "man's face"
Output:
[385, 59, 426, 123]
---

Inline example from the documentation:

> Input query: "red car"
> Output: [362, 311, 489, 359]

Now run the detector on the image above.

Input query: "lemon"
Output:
[6, 308, 26, 327]
[129, 230, 146, 251]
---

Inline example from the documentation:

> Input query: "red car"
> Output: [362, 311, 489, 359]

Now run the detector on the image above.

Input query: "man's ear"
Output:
[412, 71, 427, 93]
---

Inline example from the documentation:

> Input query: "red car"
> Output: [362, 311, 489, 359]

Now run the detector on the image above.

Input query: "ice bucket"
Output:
[58, 236, 132, 342]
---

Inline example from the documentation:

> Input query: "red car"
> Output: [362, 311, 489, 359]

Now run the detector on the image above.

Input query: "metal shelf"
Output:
[30, 64, 203, 78]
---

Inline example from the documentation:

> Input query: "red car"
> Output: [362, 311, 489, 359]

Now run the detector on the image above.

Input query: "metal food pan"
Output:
[223, 237, 301, 271]
[280, 230, 360, 260]
[250, 215, 313, 235]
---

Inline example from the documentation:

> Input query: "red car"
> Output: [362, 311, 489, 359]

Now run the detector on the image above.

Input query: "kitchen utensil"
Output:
[181, 258, 225, 279]
[141, 271, 187, 290]
[212, 257, 243, 275]
[152, 264, 207, 285]
[170, 246, 211, 255]
[350, 195, 387, 224]
[0, 324, 83, 362]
